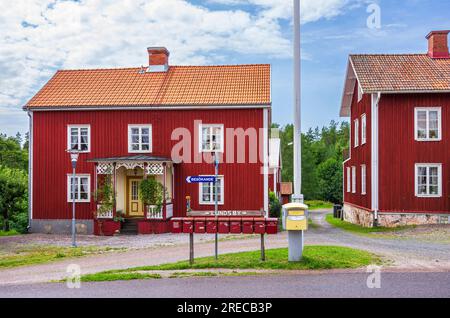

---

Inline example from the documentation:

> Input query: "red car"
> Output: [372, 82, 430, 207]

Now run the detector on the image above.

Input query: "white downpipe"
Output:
[371, 93, 381, 222]
[28, 111, 33, 227]
[263, 108, 269, 217]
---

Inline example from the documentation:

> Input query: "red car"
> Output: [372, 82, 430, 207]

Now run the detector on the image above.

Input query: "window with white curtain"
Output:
[415, 164, 442, 197]
[68, 125, 90, 152]
[199, 176, 224, 205]
[128, 125, 152, 153]
[354, 119, 359, 147]
[415, 108, 441, 141]
[200, 124, 224, 152]
[67, 175, 90, 202]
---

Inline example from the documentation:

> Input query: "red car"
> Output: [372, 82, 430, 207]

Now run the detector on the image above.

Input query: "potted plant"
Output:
[93, 175, 119, 236]
[114, 210, 125, 223]
[139, 178, 165, 218]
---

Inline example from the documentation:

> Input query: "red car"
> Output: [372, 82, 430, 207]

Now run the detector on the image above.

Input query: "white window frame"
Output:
[199, 124, 224, 153]
[352, 166, 356, 194]
[67, 174, 91, 203]
[415, 164, 442, 198]
[414, 107, 442, 141]
[199, 175, 224, 205]
[128, 125, 152, 153]
[346, 167, 351, 193]
[361, 164, 367, 195]
[361, 114, 367, 145]
[354, 119, 359, 148]
[67, 125, 91, 153]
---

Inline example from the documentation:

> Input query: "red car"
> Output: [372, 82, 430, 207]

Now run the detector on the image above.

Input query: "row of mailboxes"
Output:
[171, 217, 278, 235]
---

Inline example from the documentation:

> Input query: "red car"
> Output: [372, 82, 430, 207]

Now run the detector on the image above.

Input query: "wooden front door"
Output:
[127, 178, 144, 217]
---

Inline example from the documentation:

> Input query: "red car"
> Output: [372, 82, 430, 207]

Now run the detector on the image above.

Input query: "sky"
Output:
[1, 0, 450, 137]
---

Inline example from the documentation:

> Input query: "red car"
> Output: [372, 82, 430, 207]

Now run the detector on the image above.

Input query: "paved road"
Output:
[1, 272, 449, 298]
[0, 209, 449, 286]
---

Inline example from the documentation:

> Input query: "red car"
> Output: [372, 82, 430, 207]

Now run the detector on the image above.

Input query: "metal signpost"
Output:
[185, 174, 217, 263]
[214, 153, 219, 260]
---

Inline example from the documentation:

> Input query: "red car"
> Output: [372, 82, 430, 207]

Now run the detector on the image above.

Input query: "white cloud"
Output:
[208, 0, 353, 23]
[0, 0, 357, 135]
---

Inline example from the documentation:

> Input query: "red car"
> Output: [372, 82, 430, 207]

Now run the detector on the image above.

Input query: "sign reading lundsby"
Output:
[187, 210, 264, 217]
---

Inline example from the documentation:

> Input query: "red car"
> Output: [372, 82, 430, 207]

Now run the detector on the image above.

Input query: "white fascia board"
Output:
[24, 104, 272, 112]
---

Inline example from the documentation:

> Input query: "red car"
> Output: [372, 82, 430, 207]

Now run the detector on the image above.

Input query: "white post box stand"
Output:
[283, 195, 308, 262]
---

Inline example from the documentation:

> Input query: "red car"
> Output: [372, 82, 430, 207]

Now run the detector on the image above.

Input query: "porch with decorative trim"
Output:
[88, 155, 175, 228]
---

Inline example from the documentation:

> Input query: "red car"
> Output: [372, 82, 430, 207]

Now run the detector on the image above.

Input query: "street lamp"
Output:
[67, 149, 79, 248]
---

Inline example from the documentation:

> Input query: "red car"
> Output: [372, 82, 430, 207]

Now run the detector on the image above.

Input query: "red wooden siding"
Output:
[378, 93, 450, 213]
[32, 109, 265, 220]
[343, 83, 372, 210]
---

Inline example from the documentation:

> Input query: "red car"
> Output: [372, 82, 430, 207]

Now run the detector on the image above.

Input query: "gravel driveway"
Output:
[0, 209, 449, 286]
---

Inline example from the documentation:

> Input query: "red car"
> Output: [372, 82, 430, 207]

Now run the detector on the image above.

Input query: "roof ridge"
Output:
[350, 53, 428, 56]
[56, 64, 270, 72]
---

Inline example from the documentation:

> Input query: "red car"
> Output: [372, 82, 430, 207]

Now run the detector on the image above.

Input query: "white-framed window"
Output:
[128, 125, 152, 153]
[354, 119, 359, 147]
[361, 114, 367, 145]
[415, 107, 442, 141]
[67, 125, 90, 152]
[199, 176, 224, 205]
[415, 164, 442, 197]
[67, 174, 90, 203]
[199, 124, 224, 152]
[361, 164, 367, 195]
[346, 167, 351, 193]
[352, 166, 356, 194]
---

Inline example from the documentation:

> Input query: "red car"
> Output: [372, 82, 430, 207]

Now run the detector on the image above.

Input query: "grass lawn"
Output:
[305, 200, 334, 211]
[0, 230, 21, 237]
[0, 245, 125, 269]
[325, 214, 414, 235]
[81, 272, 161, 282]
[135, 246, 380, 271]
[77, 246, 381, 282]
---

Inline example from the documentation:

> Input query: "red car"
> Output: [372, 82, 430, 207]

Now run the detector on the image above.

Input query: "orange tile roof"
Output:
[25, 64, 271, 109]
[350, 54, 450, 93]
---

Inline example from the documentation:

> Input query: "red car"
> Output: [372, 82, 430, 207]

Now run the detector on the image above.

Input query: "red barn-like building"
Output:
[23, 47, 276, 235]
[340, 31, 450, 227]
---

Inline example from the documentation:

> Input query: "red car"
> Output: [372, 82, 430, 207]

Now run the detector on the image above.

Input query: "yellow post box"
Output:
[282, 202, 308, 231]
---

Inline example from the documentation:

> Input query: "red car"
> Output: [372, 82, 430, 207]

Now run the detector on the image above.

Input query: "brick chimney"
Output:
[147, 47, 170, 72]
[426, 30, 450, 59]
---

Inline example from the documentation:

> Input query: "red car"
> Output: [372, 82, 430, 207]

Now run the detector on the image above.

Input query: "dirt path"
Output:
[0, 209, 449, 285]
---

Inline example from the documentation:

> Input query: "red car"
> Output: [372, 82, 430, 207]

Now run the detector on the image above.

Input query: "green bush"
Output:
[269, 191, 282, 218]
[139, 178, 165, 209]
[317, 158, 343, 204]
[0, 165, 28, 232]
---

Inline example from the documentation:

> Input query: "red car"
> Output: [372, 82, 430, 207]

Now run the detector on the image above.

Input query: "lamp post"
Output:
[68, 150, 79, 248]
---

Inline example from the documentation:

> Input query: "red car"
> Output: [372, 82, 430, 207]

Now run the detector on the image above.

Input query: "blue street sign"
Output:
[186, 176, 216, 183]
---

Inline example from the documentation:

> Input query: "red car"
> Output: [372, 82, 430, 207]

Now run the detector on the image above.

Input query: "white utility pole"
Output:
[293, 0, 303, 203]
[283, 0, 307, 263]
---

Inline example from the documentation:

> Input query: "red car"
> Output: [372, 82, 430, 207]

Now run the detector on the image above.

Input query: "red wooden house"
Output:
[23, 47, 275, 235]
[340, 31, 450, 227]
